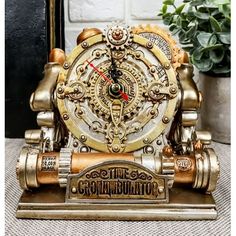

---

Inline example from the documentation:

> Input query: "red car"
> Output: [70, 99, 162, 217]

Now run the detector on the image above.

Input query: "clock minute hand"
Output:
[86, 60, 129, 101]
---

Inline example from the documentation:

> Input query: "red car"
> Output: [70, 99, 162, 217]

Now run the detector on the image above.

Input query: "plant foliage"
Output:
[159, 0, 231, 76]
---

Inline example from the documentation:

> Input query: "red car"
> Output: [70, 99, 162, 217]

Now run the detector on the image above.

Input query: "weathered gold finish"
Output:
[16, 23, 220, 220]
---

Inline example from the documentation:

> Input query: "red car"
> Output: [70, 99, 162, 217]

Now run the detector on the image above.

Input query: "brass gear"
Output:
[87, 61, 146, 120]
[131, 24, 188, 70]
[104, 24, 133, 50]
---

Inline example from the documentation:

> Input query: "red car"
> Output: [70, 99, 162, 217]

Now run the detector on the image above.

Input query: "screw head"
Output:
[146, 41, 153, 49]
[79, 67, 85, 73]
[112, 145, 120, 152]
[143, 137, 150, 144]
[80, 134, 87, 142]
[71, 187, 77, 193]
[73, 141, 79, 147]
[170, 87, 177, 94]
[145, 145, 154, 154]
[80, 146, 90, 152]
[63, 62, 69, 69]
[157, 140, 162, 145]
[57, 87, 64, 94]
[63, 114, 69, 120]
[81, 41, 88, 48]
[162, 116, 169, 124]
[164, 62, 170, 69]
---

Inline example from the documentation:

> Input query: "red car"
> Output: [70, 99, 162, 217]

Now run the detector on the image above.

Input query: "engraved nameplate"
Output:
[66, 160, 169, 203]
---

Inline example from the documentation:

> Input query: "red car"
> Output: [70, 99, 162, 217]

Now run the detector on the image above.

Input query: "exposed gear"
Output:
[131, 24, 188, 69]
[104, 24, 133, 50]
[87, 60, 146, 119]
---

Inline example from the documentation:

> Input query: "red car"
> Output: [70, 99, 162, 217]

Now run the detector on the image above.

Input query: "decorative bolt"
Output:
[63, 62, 69, 69]
[63, 114, 69, 120]
[81, 41, 88, 48]
[112, 145, 120, 152]
[146, 41, 153, 49]
[77, 109, 83, 115]
[71, 187, 77, 193]
[95, 51, 101, 57]
[145, 145, 154, 154]
[57, 87, 64, 94]
[143, 137, 150, 144]
[74, 87, 79, 93]
[80, 134, 87, 142]
[135, 126, 139, 131]
[162, 116, 169, 124]
[150, 67, 156, 73]
[170, 87, 177, 94]
[150, 110, 155, 115]
[80, 146, 90, 152]
[79, 67, 85, 73]
[157, 140, 162, 145]
[158, 187, 164, 193]
[136, 52, 141, 58]
[164, 62, 170, 69]
[73, 141, 79, 147]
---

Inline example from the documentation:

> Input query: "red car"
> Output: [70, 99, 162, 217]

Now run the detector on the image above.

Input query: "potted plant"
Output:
[159, 0, 231, 143]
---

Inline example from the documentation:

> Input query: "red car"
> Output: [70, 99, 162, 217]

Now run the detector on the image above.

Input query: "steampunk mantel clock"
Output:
[16, 24, 220, 220]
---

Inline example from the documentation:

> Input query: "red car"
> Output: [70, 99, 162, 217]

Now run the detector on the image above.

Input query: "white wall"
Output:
[64, 0, 182, 53]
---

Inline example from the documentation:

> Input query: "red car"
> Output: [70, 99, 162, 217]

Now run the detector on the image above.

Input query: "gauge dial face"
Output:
[56, 24, 179, 153]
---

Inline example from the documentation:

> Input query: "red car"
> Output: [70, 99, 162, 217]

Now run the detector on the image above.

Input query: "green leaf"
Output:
[162, 4, 168, 14]
[176, 4, 186, 14]
[209, 48, 225, 63]
[163, 0, 175, 5]
[194, 11, 210, 20]
[186, 24, 197, 38]
[209, 16, 222, 32]
[217, 32, 230, 44]
[192, 47, 203, 60]
[197, 32, 212, 47]
[200, 44, 223, 52]
[163, 13, 173, 25]
[190, 0, 204, 6]
[209, 34, 217, 45]
[192, 57, 214, 72]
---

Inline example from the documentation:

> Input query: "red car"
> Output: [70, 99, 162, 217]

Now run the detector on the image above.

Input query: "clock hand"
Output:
[86, 60, 129, 101]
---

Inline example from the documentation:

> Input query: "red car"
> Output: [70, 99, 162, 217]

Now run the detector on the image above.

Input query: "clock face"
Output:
[56, 24, 179, 153]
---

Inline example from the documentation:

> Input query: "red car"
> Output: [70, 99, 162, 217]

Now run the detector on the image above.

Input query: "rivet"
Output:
[146, 41, 153, 49]
[82, 41, 88, 48]
[143, 137, 150, 144]
[157, 140, 162, 145]
[158, 187, 164, 193]
[112, 145, 120, 152]
[170, 87, 177, 94]
[164, 62, 170, 69]
[63, 114, 69, 120]
[73, 141, 78, 147]
[80, 146, 90, 152]
[150, 67, 156, 73]
[95, 51, 101, 57]
[63, 62, 69, 69]
[144, 145, 154, 154]
[77, 109, 83, 115]
[71, 187, 77, 193]
[136, 52, 141, 58]
[57, 87, 64, 94]
[150, 110, 155, 115]
[74, 87, 79, 93]
[162, 116, 169, 124]
[79, 67, 85, 73]
[80, 134, 87, 142]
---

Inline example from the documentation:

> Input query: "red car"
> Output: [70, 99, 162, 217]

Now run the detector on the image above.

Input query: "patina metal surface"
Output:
[15, 23, 220, 220]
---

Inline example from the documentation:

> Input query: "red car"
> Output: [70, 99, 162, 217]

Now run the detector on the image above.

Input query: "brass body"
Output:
[16, 24, 220, 220]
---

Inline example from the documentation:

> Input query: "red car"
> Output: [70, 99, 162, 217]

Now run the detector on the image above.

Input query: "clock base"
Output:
[16, 185, 217, 220]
